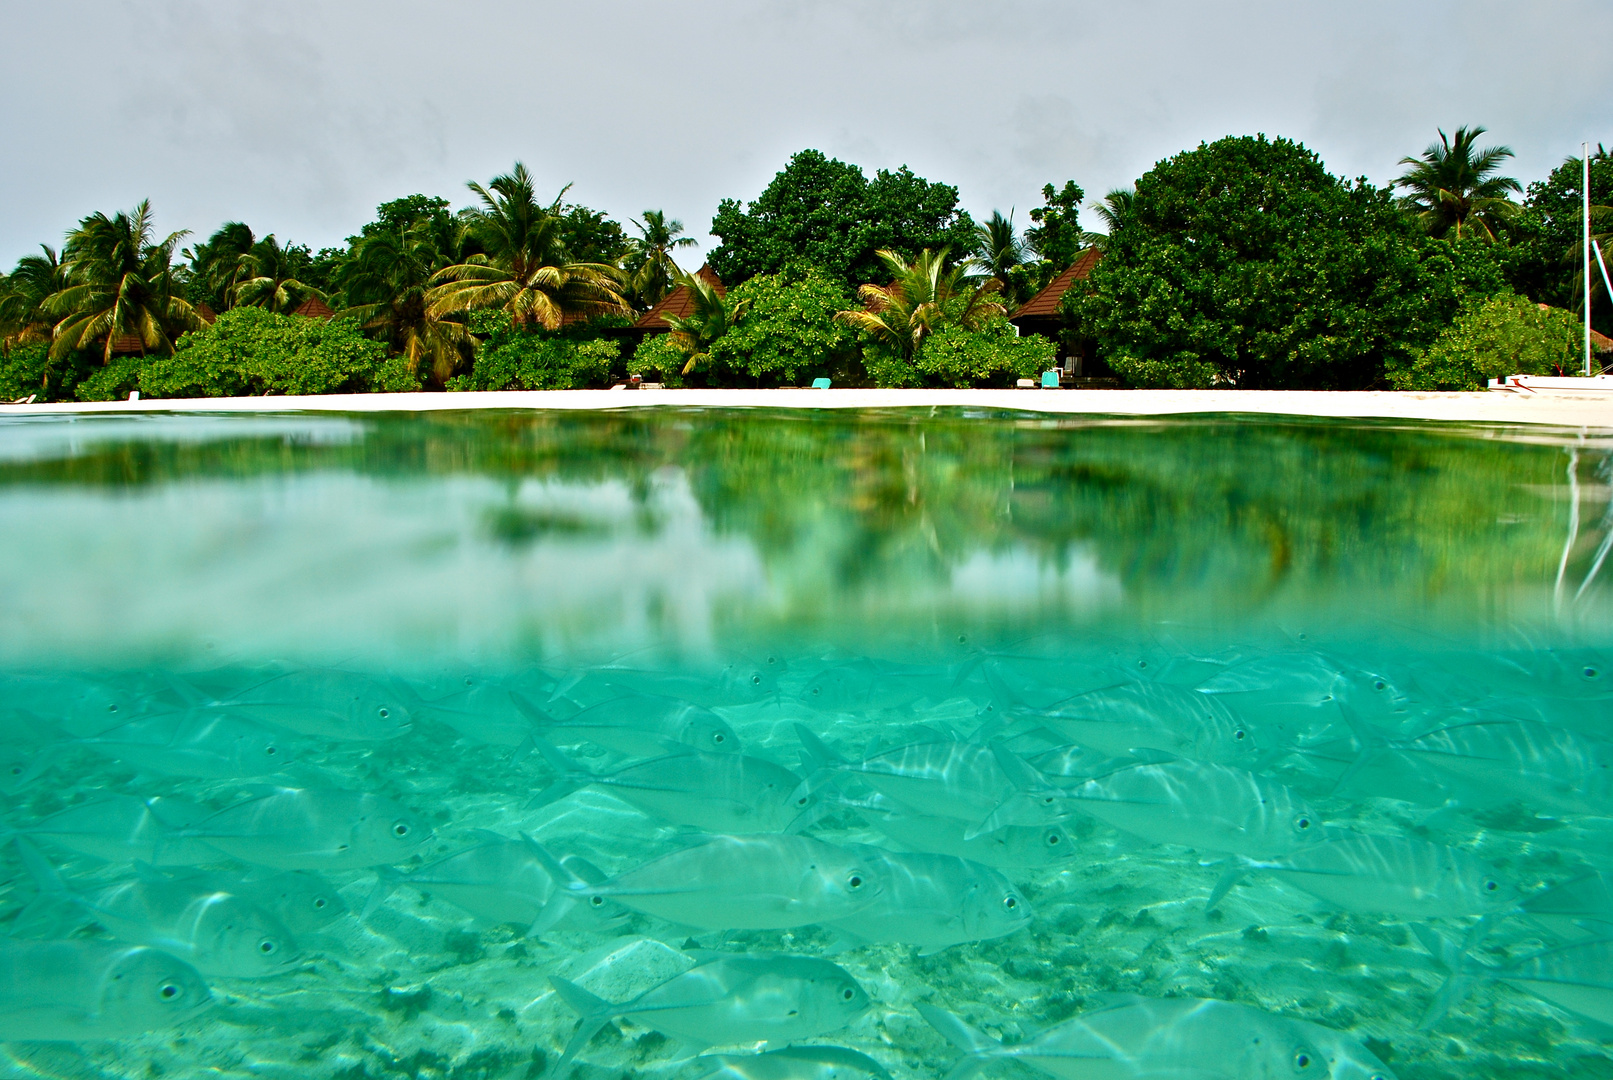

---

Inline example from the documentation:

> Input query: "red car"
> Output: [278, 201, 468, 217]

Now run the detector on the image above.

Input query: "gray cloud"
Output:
[2, 0, 1610, 266]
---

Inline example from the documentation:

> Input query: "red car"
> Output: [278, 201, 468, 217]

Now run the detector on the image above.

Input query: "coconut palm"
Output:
[340, 223, 471, 385]
[661, 269, 750, 375]
[970, 210, 1029, 285]
[1084, 189, 1135, 251]
[232, 235, 324, 313]
[836, 247, 1004, 361]
[1394, 126, 1522, 241]
[624, 210, 697, 310]
[428, 162, 626, 328]
[0, 246, 68, 349]
[44, 200, 202, 360]
[182, 222, 256, 311]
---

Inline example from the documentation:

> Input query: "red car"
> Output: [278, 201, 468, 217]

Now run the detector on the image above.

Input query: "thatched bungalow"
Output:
[1009, 249, 1102, 375]
[633, 265, 725, 336]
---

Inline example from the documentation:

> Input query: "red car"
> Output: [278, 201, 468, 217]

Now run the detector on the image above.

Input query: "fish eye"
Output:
[842, 988, 855, 1001]
[1003, 896, 1019, 910]
[1585, 667, 1600, 679]
[1137, 660, 1147, 669]
[1485, 880, 1498, 892]
[1234, 730, 1247, 741]
[847, 874, 864, 890]
[265, 746, 277, 755]
[1293, 1050, 1312, 1069]
[160, 983, 180, 1000]
[811, 686, 821, 696]
[590, 895, 605, 907]
[1046, 833, 1060, 846]
[713, 732, 726, 744]
[767, 656, 778, 665]
[751, 674, 762, 686]
[1294, 816, 1312, 830]
[958, 634, 968, 644]
[796, 795, 811, 807]
[259, 940, 276, 954]
[393, 822, 411, 837]
[108, 703, 118, 712]
[313, 897, 327, 909]
[464, 677, 474, 686]
[378, 708, 390, 719]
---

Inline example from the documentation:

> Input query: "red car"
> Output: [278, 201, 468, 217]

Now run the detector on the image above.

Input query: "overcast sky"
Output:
[3, 1, 1610, 268]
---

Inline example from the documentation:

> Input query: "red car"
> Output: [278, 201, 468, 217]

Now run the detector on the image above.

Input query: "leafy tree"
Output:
[1386, 293, 1584, 390]
[1024, 181, 1086, 269]
[1, 246, 68, 350]
[556, 203, 629, 265]
[45, 200, 203, 361]
[1511, 146, 1613, 332]
[0, 342, 53, 401]
[340, 222, 471, 385]
[970, 211, 1032, 304]
[837, 248, 1004, 365]
[707, 150, 975, 289]
[1079, 135, 1506, 389]
[876, 316, 1054, 388]
[703, 267, 856, 385]
[450, 310, 618, 390]
[624, 210, 697, 309]
[182, 222, 257, 311]
[1084, 188, 1135, 251]
[630, 333, 688, 385]
[1394, 126, 1522, 241]
[661, 269, 751, 375]
[136, 307, 414, 398]
[428, 163, 626, 329]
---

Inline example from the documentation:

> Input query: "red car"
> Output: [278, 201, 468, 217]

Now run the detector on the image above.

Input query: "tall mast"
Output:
[1586, 143, 1594, 376]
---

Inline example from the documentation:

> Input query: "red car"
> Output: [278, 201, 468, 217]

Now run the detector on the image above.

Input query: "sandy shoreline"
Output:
[2, 387, 1611, 427]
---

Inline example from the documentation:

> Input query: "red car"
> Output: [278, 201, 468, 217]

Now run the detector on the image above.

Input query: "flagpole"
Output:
[1586, 142, 1594, 376]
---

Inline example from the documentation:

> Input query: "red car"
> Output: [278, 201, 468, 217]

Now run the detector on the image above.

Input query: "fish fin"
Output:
[988, 742, 1050, 792]
[783, 798, 834, 835]
[517, 833, 590, 893]
[361, 866, 402, 921]
[548, 977, 615, 1076]
[916, 941, 956, 957]
[159, 672, 213, 709]
[525, 779, 586, 811]
[508, 691, 554, 726]
[510, 735, 536, 765]
[14, 744, 60, 788]
[793, 723, 846, 770]
[524, 897, 576, 939]
[13, 836, 69, 898]
[1328, 707, 1389, 796]
[918, 1004, 999, 1080]
[1206, 861, 1246, 911]
[967, 793, 1047, 839]
[665, 1039, 709, 1062]
[1412, 922, 1487, 1030]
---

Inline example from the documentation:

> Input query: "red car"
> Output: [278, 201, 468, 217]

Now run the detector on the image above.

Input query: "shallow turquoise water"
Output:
[0, 408, 1610, 1080]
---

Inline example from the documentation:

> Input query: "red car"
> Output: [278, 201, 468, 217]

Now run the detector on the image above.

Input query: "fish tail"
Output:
[1206, 859, 1247, 910]
[523, 737, 591, 809]
[13, 835, 69, 897]
[917, 1004, 1000, 1080]
[14, 744, 60, 788]
[517, 832, 596, 936]
[508, 691, 554, 726]
[1412, 922, 1489, 1029]
[1329, 708, 1387, 796]
[361, 866, 401, 921]
[549, 976, 615, 1075]
[793, 722, 845, 770]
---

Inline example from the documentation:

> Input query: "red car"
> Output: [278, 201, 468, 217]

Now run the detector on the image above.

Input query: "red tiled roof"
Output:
[1010, 249, 1103, 322]
[633, 265, 724, 331]
[108, 334, 147, 356]
[195, 302, 217, 324]
[293, 296, 335, 319]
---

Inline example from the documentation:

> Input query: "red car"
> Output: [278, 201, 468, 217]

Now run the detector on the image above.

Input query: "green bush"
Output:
[1387, 293, 1585, 390]
[136, 307, 403, 398]
[864, 317, 1056, 388]
[450, 311, 619, 391]
[629, 333, 688, 386]
[705, 268, 856, 385]
[0, 343, 53, 401]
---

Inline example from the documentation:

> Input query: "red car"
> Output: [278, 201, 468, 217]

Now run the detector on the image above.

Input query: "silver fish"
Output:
[922, 996, 1396, 1080]
[379, 833, 614, 932]
[177, 786, 432, 870]
[204, 669, 411, 741]
[1236, 830, 1518, 918]
[826, 845, 1032, 954]
[550, 953, 868, 1068]
[15, 844, 298, 978]
[848, 792, 1079, 869]
[412, 676, 538, 748]
[1521, 870, 1613, 938]
[58, 711, 297, 779]
[514, 691, 739, 757]
[0, 940, 211, 1041]
[694, 1046, 892, 1080]
[1420, 926, 1613, 1028]
[531, 740, 810, 832]
[534, 833, 882, 930]
[160, 866, 349, 935]
[7, 795, 217, 865]
[1030, 681, 1261, 764]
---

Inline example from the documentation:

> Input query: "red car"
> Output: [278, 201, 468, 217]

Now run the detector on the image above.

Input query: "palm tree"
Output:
[624, 210, 697, 309]
[44, 200, 202, 361]
[428, 162, 626, 329]
[1083, 189, 1135, 251]
[183, 222, 256, 311]
[340, 223, 471, 385]
[1394, 126, 1522, 241]
[970, 210, 1029, 286]
[232, 235, 324, 313]
[0, 246, 68, 350]
[835, 247, 1004, 361]
[661, 269, 750, 375]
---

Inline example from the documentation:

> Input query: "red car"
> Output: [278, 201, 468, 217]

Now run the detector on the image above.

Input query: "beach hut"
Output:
[632, 265, 725, 336]
[1009, 249, 1103, 375]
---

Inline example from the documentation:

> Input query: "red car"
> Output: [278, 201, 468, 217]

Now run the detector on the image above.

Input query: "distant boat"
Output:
[1490, 374, 1613, 393]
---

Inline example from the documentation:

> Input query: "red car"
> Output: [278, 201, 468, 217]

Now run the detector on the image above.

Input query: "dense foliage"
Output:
[2, 134, 1606, 399]
[1387, 293, 1583, 390]
[707, 151, 976, 289]
[1078, 136, 1508, 388]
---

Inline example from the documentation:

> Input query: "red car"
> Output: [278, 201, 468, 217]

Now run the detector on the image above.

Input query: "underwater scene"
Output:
[0, 407, 1611, 1080]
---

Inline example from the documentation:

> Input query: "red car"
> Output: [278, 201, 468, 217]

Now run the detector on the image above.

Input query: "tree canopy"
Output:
[707, 150, 976, 289]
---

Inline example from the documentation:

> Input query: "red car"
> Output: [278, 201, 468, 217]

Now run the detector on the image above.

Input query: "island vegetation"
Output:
[0, 129, 1607, 401]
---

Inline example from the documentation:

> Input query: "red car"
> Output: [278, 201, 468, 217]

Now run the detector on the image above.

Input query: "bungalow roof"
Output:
[633, 265, 725, 332]
[1010, 248, 1103, 323]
